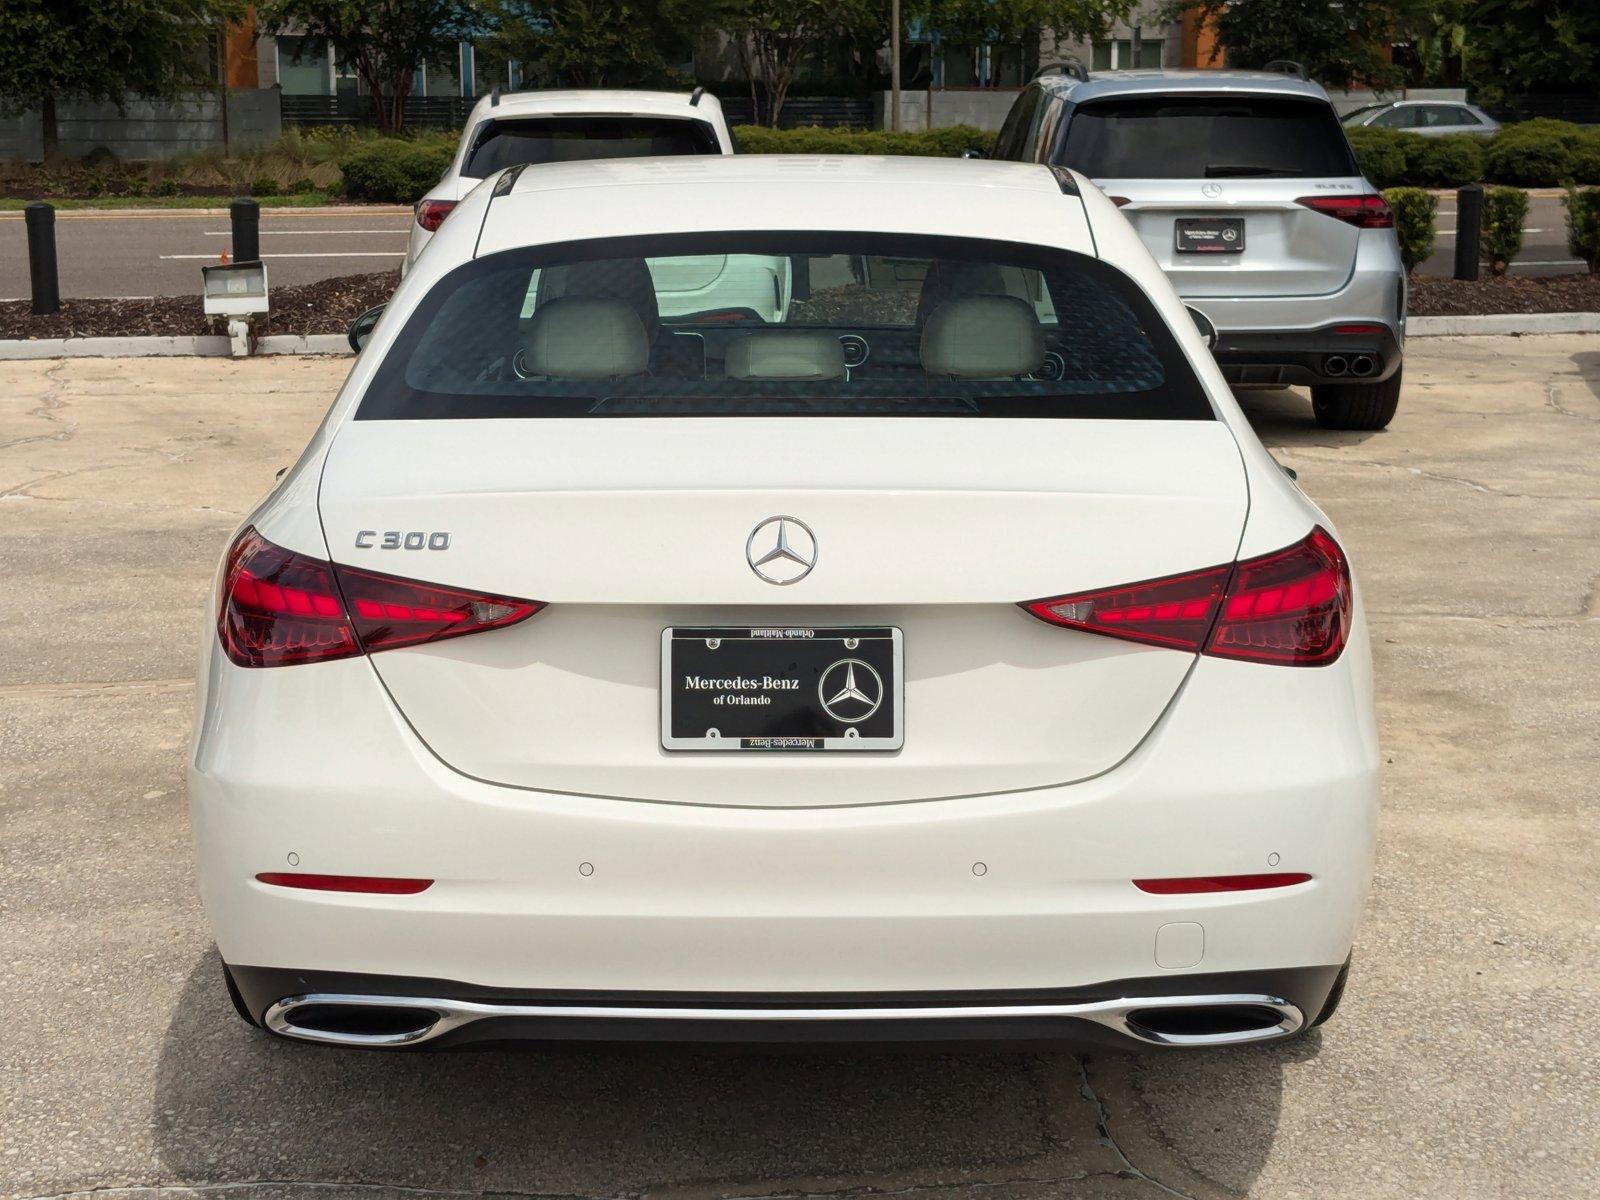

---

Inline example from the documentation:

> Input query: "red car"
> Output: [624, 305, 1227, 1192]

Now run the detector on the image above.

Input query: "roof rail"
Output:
[1033, 59, 1090, 84]
[690, 86, 705, 106]
[1263, 60, 1308, 80]
[490, 85, 501, 106]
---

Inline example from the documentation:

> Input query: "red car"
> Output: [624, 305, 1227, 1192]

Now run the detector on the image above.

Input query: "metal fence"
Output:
[281, 95, 477, 129]
[718, 96, 874, 128]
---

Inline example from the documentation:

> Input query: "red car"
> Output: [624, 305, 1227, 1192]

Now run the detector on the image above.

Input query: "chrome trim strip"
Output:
[263, 991, 1303, 1049]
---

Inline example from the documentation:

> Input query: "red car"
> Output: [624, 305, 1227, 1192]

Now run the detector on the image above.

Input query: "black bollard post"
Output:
[230, 197, 261, 263]
[1453, 183, 1483, 282]
[25, 202, 60, 316]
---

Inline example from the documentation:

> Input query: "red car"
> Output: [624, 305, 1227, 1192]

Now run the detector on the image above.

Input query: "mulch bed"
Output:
[1408, 272, 1600, 315]
[0, 271, 399, 340]
[3, 268, 1597, 341]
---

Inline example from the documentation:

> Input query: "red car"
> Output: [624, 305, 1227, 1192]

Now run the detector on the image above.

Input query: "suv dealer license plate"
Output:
[1175, 217, 1246, 254]
[661, 626, 903, 751]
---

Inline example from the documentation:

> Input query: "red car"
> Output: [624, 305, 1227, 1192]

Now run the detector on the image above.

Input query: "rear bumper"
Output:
[1213, 323, 1403, 388]
[190, 612, 1380, 1036]
[236, 963, 1343, 1050]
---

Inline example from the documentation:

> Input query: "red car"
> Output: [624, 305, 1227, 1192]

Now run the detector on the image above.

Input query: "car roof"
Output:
[464, 88, 724, 125]
[1038, 68, 1329, 105]
[472, 155, 1094, 258]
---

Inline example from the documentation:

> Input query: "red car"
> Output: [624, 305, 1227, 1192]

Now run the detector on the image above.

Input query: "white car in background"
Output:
[403, 87, 735, 270]
[193, 156, 1378, 1052]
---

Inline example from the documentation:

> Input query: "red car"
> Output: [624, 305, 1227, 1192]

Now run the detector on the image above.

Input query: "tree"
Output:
[715, 0, 882, 126]
[911, 0, 1139, 63]
[485, 0, 688, 88]
[1178, 0, 1420, 90]
[1456, 0, 1600, 108]
[0, 0, 246, 160]
[258, 0, 485, 132]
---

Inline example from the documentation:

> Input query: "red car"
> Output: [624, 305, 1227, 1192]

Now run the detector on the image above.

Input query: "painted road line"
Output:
[202, 229, 408, 236]
[158, 252, 405, 260]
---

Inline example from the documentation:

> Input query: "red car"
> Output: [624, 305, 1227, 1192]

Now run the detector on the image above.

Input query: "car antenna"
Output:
[491, 85, 501, 106]
[690, 86, 705, 107]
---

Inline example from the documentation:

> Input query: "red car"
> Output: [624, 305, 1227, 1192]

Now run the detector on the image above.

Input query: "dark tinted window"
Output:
[1060, 96, 1358, 178]
[357, 232, 1211, 422]
[462, 116, 720, 178]
[993, 86, 1042, 160]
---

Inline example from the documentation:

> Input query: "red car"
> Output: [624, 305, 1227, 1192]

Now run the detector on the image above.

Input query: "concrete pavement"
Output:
[0, 207, 411, 299]
[2, 340, 1598, 1198]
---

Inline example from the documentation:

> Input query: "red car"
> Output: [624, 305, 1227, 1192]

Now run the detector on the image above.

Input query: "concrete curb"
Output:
[0, 333, 351, 359]
[1408, 312, 1600, 336]
[0, 205, 411, 219]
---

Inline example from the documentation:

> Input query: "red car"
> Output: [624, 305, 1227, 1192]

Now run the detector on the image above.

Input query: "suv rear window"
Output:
[462, 116, 720, 178]
[356, 231, 1211, 422]
[1061, 96, 1358, 179]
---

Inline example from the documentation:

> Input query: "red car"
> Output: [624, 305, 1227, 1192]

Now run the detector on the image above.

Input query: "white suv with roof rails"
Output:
[192, 154, 1376, 1053]
[991, 64, 1407, 430]
[403, 87, 734, 271]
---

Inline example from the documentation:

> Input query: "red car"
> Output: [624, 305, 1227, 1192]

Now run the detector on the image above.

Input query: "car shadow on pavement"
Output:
[1232, 387, 1386, 450]
[150, 948, 1308, 1196]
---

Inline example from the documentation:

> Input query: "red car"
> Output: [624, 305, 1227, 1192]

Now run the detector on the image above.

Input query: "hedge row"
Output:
[338, 140, 455, 203]
[1350, 120, 1600, 189]
[731, 124, 988, 157]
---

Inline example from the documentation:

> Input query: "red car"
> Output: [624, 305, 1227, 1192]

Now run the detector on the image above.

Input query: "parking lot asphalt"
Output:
[0, 208, 412, 300]
[2, 338, 1598, 1199]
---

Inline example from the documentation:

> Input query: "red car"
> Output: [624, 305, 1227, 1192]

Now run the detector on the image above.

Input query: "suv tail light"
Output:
[1022, 527, 1352, 667]
[1296, 194, 1393, 228]
[415, 199, 457, 232]
[219, 528, 542, 667]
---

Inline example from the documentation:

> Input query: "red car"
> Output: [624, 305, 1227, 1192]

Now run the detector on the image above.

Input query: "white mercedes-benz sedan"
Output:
[190, 156, 1378, 1051]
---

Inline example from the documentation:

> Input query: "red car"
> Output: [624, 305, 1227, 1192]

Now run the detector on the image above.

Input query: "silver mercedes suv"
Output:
[991, 65, 1406, 430]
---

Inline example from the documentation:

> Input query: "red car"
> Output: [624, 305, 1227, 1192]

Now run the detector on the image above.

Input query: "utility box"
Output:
[202, 260, 269, 356]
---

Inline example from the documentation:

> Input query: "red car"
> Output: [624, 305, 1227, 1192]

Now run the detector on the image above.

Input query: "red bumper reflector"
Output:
[1134, 873, 1312, 895]
[255, 872, 433, 894]
[1333, 323, 1386, 336]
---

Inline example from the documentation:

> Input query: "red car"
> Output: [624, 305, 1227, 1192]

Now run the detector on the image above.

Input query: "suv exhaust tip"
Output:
[262, 991, 1305, 1050]
[1322, 354, 1349, 377]
[1348, 354, 1376, 377]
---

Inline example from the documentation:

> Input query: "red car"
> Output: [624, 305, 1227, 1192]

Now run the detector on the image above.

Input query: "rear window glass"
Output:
[1061, 96, 1358, 179]
[462, 116, 720, 178]
[357, 232, 1211, 422]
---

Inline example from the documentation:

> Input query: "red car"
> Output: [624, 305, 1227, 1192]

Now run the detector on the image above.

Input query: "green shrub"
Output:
[1346, 127, 1414, 189]
[1565, 186, 1600, 273]
[1410, 135, 1484, 188]
[1570, 131, 1600, 186]
[731, 124, 989, 158]
[291, 177, 317, 195]
[156, 178, 181, 197]
[1479, 185, 1529, 274]
[338, 139, 454, 203]
[249, 174, 277, 197]
[1384, 187, 1437, 274]
[1483, 119, 1584, 186]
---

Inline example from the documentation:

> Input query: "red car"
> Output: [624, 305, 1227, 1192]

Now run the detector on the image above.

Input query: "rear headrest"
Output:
[920, 295, 1044, 379]
[724, 331, 847, 381]
[535, 258, 659, 345]
[522, 297, 649, 379]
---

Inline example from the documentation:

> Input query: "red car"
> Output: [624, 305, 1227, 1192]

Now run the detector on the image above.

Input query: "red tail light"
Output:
[1296, 194, 1393, 228]
[219, 527, 542, 667]
[1022, 527, 1352, 666]
[415, 199, 457, 232]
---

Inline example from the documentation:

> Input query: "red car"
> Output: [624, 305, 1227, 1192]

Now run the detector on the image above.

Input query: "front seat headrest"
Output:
[915, 260, 1010, 324]
[522, 297, 649, 379]
[535, 258, 660, 346]
[920, 295, 1044, 379]
[725, 331, 848, 381]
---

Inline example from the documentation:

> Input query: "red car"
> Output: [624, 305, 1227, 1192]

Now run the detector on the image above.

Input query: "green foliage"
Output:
[1565, 187, 1600, 274]
[0, 0, 247, 156]
[484, 0, 694, 90]
[1456, 1, 1600, 110]
[1479, 185, 1529, 274]
[1346, 127, 1414, 190]
[1483, 119, 1583, 186]
[250, 175, 278, 198]
[712, 0, 885, 126]
[911, 0, 1136, 55]
[1383, 187, 1437, 275]
[337, 139, 454, 203]
[1182, 0, 1410, 89]
[258, 0, 482, 132]
[1568, 131, 1600, 187]
[1409, 135, 1484, 189]
[731, 125, 990, 157]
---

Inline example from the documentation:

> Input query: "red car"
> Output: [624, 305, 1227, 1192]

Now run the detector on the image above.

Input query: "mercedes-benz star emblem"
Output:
[818, 658, 883, 724]
[1201, 182, 1223, 198]
[746, 516, 816, 585]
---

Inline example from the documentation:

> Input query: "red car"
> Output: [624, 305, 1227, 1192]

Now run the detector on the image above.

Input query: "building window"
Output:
[276, 35, 332, 95]
[1091, 37, 1164, 70]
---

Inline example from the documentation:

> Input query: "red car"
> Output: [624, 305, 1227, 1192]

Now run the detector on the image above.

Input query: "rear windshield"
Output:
[357, 232, 1211, 422]
[462, 116, 721, 178]
[1061, 96, 1358, 179]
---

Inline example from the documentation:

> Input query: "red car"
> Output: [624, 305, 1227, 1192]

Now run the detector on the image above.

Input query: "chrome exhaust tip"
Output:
[1349, 354, 1376, 377]
[1322, 355, 1349, 377]
[263, 991, 1304, 1050]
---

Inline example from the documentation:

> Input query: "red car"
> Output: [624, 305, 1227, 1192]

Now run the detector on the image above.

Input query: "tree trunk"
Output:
[40, 92, 58, 161]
